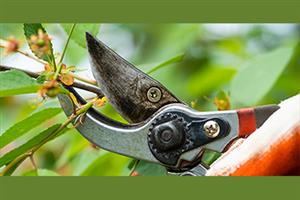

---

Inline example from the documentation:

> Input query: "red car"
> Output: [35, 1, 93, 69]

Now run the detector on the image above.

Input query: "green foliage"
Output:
[22, 169, 60, 176]
[0, 24, 24, 38]
[201, 150, 222, 166]
[0, 70, 39, 97]
[0, 124, 61, 167]
[0, 107, 62, 149]
[37, 169, 60, 176]
[134, 161, 166, 176]
[39, 169, 60, 176]
[23, 24, 45, 40]
[230, 47, 294, 106]
[60, 24, 100, 48]
[74, 151, 130, 176]
[1, 23, 299, 176]
[1, 156, 27, 176]
[188, 66, 236, 97]
[23, 23, 54, 63]
[146, 54, 185, 74]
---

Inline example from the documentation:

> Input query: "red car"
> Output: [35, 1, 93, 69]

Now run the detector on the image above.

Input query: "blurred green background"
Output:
[0, 23, 299, 176]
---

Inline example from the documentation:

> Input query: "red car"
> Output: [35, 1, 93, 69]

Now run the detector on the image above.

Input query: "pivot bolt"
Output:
[147, 87, 162, 103]
[150, 118, 186, 152]
[161, 130, 173, 142]
[203, 120, 220, 138]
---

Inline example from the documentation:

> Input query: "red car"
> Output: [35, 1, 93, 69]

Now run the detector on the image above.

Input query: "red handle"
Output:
[237, 105, 280, 137]
[237, 108, 256, 137]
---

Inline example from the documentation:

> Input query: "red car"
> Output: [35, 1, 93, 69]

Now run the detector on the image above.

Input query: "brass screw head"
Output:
[203, 120, 220, 138]
[147, 87, 162, 103]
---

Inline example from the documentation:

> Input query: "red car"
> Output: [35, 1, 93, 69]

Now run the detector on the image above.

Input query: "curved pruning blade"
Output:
[86, 32, 182, 123]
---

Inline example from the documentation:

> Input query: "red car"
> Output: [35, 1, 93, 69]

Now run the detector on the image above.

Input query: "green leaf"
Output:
[0, 70, 39, 97]
[146, 54, 185, 74]
[0, 124, 61, 167]
[23, 169, 59, 176]
[230, 47, 294, 106]
[37, 169, 59, 176]
[0, 107, 62, 149]
[134, 161, 167, 176]
[55, 135, 89, 168]
[74, 151, 130, 176]
[60, 24, 100, 48]
[32, 99, 61, 113]
[23, 23, 54, 63]
[0, 155, 27, 176]
[23, 24, 45, 39]
[36, 74, 47, 84]
[201, 150, 221, 166]
[23, 170, 38, 176]
[187, 66, 236, 97]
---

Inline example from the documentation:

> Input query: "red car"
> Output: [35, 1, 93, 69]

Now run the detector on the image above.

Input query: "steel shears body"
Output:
[58, 33, 279, 176]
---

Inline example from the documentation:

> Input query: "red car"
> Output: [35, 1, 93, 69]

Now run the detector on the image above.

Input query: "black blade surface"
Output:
[86, 32, 181, 123]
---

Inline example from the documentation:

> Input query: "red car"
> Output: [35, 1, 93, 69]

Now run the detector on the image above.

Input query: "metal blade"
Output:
[58, 89, 160, 163]
[254, 105, 280, 128]
[86, 32, 181, 123]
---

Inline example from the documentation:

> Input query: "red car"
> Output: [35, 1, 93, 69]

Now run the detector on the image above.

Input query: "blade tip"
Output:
[86, 32, 94, 46]
[85, 32, 93, 39]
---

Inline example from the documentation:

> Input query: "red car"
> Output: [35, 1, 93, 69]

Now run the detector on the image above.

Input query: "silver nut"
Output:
[147, 87, 162, 103]
[203, 120, 220, 138]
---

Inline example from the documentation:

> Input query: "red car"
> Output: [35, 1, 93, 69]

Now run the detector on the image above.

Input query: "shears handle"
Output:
[237, 105, 279, 137]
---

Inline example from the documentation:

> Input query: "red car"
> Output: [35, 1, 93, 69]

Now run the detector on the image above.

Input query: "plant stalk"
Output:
[54, 23, 76, 79]
[73, 73, 97, 86]
[0, 64, 104, 97]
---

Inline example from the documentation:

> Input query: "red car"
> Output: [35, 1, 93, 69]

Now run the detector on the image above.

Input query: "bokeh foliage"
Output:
[0, 23, 299, 176]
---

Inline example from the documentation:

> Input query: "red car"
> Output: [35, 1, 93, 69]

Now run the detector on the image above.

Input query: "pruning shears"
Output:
[58, 33, 280, 176]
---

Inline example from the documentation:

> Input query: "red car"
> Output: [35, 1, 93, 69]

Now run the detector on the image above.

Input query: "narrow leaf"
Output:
[0, 124, 61, 167]
[134, 161, 167, 176]
[0, 107, 62, 148]
[1, 155, 27, 176]
[0, 70, 39, 97]
[146, 54, 185, 74]
[60, 24, 100, 48]
[23, 23, 54, 63]
[230, 46, 294, 106]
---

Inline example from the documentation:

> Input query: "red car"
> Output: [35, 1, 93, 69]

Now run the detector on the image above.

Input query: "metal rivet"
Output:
[203, 120, 220, 138]
[161, 130, 173, 142]
[147, 87, 162, 103]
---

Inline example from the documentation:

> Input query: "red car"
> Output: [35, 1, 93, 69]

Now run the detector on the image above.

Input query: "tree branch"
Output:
[0, 64, 104, 97]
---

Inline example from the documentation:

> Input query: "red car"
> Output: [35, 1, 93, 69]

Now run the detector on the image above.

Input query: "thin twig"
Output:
[73, 74, 97, 86]
[59, 23, 76, 65]
[34, 100, 94, 151]
[0, 153, 30, 176]
[0, 64, 39, 78]
[29, 152, 37, 170]
[0, 44, 47, 65]
[54, 23, 76, 79]
[17, 49, 47, 65]
[0, 64, 104, 97]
